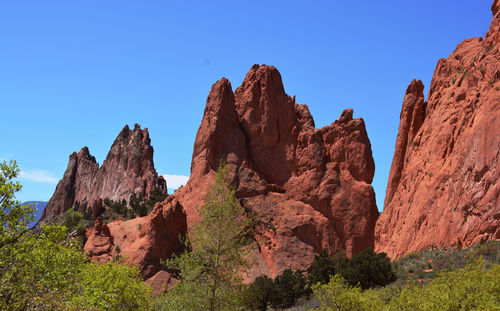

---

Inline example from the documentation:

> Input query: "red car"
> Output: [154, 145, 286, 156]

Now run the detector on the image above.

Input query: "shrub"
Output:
[244, 269, 310, 310]
[311, 259, 500, 311]
[130, 187, 168, 218]
[243, 275, 274, 311]
[268, 269, 309, 309]
[308, 249, 338, 286]
[71, 260, 152, 310]
[338, 248, 396, 289]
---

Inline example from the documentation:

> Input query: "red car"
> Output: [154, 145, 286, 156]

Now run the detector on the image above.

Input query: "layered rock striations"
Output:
[175, 64, 379, 279]
[40, 124, 166, 223]
[375, 2, 500, 258]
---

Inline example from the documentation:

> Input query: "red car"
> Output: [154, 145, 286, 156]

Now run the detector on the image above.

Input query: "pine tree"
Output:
[163, 163, 254, 311]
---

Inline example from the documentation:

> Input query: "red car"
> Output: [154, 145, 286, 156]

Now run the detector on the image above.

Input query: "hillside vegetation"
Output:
[2, 159, 499, 310]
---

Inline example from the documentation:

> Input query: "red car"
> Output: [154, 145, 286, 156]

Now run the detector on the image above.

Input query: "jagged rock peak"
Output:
[115, 123, 152, 146]
[77, 146, 96, 162]
[40, 124, 166, 223]
[176, 64, 379, 280]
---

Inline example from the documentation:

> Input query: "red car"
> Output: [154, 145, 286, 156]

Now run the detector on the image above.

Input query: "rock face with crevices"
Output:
[375, 1, 500, 259]
[40, 124, 166, 223]
[175, 64, 379, 280]
[70, 65, 377, 292]
[84, 197, 187, 294]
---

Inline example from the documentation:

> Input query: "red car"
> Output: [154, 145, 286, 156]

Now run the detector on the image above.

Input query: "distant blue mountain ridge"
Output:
[22, 201, 48, 228]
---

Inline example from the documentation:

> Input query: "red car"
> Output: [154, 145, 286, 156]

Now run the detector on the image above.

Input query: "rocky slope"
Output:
[40, 124, 166, 223]
[375, 1, 500, 258]
[83, 65, 379, 291]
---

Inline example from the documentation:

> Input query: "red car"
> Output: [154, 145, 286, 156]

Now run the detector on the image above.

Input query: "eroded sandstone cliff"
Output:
[83, 65, 379, 291]
[375, 1, 500, 258]
[174, 64, 379, 280]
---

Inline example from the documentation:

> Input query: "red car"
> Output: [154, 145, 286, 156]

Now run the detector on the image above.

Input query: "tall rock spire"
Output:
[176, 64, 379, 279]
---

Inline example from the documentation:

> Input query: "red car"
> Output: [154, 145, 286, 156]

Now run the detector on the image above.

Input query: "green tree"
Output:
[339, 248, 396, 289]
[162, 164, 253, 311]
[243, 275, 274, 310]
[311, 274, 386, 311]
[0, 160, 34, 251]
[71, 259, 152, 310]
[0, 160, 153, 310]
[268, 268, 309, 309]
[0, 224, 86, 310]
[308, 249, 338, 286]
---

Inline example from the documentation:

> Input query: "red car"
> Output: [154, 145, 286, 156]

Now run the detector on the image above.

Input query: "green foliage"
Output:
[0, 159, 153, 310]
[81, 205, 92, 221]
[129, 186, 167, 218]
[389, 259, 500, 310]
[393, 241, 500, 286]
[161, 163, 253, 311]
[308, 249, 338, 286]
[338, 248, 396, 290]
[268, 268, 309, 309]
[243, 275, 274, 311]
[0, 224, 85, 310]
[311, 258, 500, 311]
[71, 259, 152, 311]
[244, 268, 311, 310]
[104, 197, 128, 216]
[312, 274, 384, 311]
[0, 160, 34, 251]
[102, 197, 128, 221]
[58, 207, 87, 246]
[245, 248, 395, 310]
[129, 192, 147, 216]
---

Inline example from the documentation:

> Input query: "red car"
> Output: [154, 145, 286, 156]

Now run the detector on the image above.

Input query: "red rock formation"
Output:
[88, 124, 166, 204]
[175, 64, 379, 280]
[40, 147, 98, 222]
[375, 2, 500, 258]
[84, 196, 187, 293]
[40, 124, 166, 223]
[82, 65, 378, 292]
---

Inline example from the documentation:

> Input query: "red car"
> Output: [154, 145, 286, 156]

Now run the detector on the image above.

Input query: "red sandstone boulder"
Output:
[84, 196, 187, 292]
[40, 124, 166, 223]
[175, 64, 379, 280]
[375, 2, 500, 259]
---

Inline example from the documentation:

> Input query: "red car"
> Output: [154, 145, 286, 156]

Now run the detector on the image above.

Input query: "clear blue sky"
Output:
[0, 1, 493, 211]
